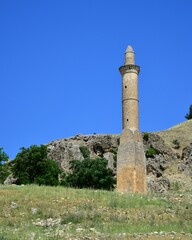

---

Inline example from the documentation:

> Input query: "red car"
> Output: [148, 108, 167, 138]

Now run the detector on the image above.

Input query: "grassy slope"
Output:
[155, 119, 192, 153]
[0, 185, 192, 240]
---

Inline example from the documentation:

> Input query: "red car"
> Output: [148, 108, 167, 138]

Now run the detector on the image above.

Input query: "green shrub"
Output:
[172, 139, 180, 149]
[0, 235, 7, 240]
[79, 146, 90, 158]
[0, 147, 9, 163]
[185, 104, 192, 120]
[143, 132, 149, 141]
[146, 147, 158, 158]
[59, 172, 68, 186]
[113, 153, 117, 169]
[64, 158, 116, 190]
[12, 145, 61, 186]
[0, 147, 10, 183]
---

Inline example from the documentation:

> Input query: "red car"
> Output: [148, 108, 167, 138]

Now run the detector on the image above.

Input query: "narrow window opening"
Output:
[125, 86, 127, 88]
[127, 119, 128, 121]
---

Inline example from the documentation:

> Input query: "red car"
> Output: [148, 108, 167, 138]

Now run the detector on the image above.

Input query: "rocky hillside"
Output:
[155, 119, 192, 192]
[47, 120, 192, 193]
[156, 119, 192, 153]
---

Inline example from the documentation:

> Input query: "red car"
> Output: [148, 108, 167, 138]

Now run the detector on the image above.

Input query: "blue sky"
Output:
[1, 0, 192, 158]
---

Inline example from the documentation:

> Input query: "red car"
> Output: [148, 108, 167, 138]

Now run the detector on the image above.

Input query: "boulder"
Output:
[181, 143, 192, 175]
[147, 175, 170, 193]
[4, 174, 17, 185]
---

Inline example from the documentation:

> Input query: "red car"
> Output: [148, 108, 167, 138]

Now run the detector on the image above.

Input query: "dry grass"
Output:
[156, 119, 192, 153]
[0, 185, 192, 239]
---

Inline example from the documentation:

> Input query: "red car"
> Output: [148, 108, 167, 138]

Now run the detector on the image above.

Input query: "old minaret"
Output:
[117, 45, 147, 193]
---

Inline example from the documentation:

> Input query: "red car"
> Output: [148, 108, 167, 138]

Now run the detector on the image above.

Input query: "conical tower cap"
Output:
[125, 45, 134, 53]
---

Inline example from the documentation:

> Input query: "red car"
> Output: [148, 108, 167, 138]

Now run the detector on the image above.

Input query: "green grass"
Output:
[0, 185, 192, 239]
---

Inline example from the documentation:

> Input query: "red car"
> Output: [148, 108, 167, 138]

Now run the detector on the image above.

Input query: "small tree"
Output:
[172, 139, 180, 149]
[185, 104, 192, 120]
[63, 158, 115, 190]
[0, 147, 10, 183]
[12, 145, 61, 186]
[0, 147, 9, 163]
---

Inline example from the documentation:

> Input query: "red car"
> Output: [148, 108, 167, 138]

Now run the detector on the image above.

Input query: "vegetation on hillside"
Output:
[79, 146, 90, 158]
[145, 146, 159, 158]
[12, 145, 61, 186]
[1, 144, 115, 190]
[62, 158, 115, 190]
[185, 104, 192, 120]
[156, 118, 192, 151]
[0, 147, 10, 183]
[172, 139, 180, 149]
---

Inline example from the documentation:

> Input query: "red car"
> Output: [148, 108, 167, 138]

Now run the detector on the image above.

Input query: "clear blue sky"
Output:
[1, 0, 192, 158]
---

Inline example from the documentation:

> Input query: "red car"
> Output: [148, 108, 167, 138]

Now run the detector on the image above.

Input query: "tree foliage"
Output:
[0, 147, 9, 163]
[12, 145, 61, 186]
[62, 158, 116, 190]
[0, 147, 10, 183]
[185, 104, 192, 120]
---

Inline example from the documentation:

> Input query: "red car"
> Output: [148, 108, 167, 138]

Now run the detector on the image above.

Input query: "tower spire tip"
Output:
[125, 45, 134, 53]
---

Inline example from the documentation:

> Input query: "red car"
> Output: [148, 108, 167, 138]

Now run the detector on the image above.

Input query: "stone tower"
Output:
[116, 45, 147, 193]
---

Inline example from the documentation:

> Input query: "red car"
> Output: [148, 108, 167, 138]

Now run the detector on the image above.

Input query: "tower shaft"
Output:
[120, 64, 140, 130]
[117, 45, 147, 193]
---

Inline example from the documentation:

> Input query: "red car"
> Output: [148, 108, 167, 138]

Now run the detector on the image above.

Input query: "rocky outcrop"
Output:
[147, 175, 170, 193]
[143, 133, 177, 175]
[47, 134, 119, 172]
[143, 133, 178, 164]
[178, 143, 192, 176]
[47, 139, 84, 171]
[143, 133, 177, 192]
[47, 133, 178, 192]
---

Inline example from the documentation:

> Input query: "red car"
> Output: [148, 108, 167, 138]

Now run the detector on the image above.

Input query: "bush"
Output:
[0, 147, 11, 183]
[79, 146, 90, 159]
[0, 147, 9, 163]
[172, 139, 180, 149]
[0, 235, 7, 240]
[185, 104, 192, 120]
[146, 147, 159, 158]
[12, 145, 61, 186]
[63, 158, 115, 190]
[143, 132, 149, 141]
